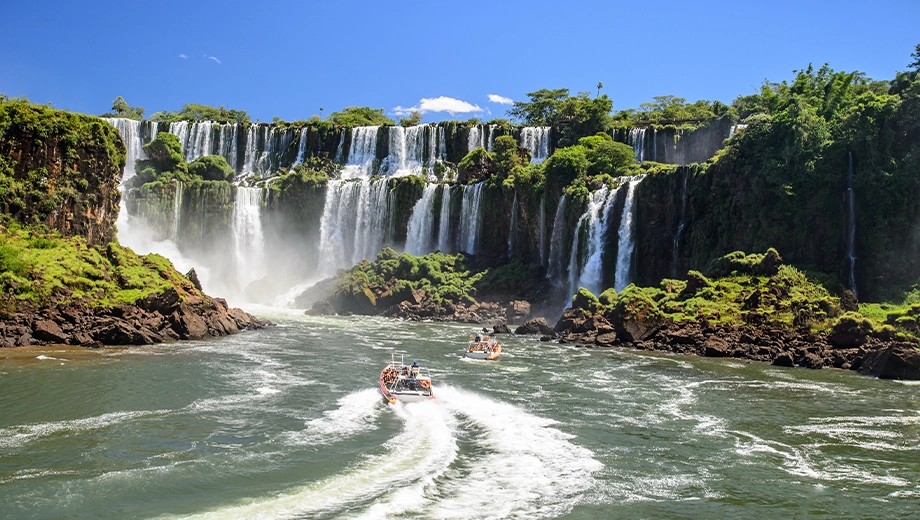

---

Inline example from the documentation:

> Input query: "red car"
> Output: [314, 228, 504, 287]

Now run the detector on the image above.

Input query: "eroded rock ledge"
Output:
[1, 288, 270, 348]
[548, 306, 920, 380]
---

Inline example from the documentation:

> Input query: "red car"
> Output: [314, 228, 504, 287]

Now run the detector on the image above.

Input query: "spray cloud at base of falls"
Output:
[231, 187, 266, 300]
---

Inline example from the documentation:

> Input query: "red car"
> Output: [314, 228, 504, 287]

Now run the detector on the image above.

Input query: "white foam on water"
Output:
[174, 399, 458, 520]
[0, 409, 171, 449]
[424, 385, 601, 519]
[283, 388, 383, 446]
[35, 355, 62, 361]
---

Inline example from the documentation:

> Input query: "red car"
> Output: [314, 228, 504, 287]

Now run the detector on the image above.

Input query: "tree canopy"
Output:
[149, 104, 250, 125]
[328, 106, 395, 126]
[101, 96, 145, 120]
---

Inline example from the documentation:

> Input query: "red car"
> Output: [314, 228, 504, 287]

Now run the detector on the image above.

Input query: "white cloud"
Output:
[205, 55, 221, 64]
[488, 94, 513, 104]
[394, 96, 482, 116]
[178, 53, 188, 59]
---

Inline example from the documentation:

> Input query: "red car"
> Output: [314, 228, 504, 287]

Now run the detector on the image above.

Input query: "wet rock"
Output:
[859, 343, 920, 380]
[32, 319, 69, 343]
[505, 300, 531, 322]
[704, 337, 731, 357]
[306, 300, 337, 316]
[492, 323, 511, 334]
[515, 317, 554, 335]
[169, 304, 208, 340]
[798, 352, 824, 369]
[186, 268, 203, 291]
[772, 353, 795, 367]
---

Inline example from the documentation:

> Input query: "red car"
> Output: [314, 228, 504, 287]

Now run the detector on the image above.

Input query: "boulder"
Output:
[703, 337, 730, 357]
[505, 300, 531, 322]
[772, 353, 795, 367]
[32, 319, 69, 343]
[515, 317, 554, 335]
[306, 300, 337, 316]
[859, 344, 920, 380]
[186, 268, 203, 291]
[828, 313, 872, 348]
[169, 304, 209, 340]
[492, 323, 511, 334]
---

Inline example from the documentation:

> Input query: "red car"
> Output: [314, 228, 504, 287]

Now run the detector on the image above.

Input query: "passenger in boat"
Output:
[410, 361, 419, 378]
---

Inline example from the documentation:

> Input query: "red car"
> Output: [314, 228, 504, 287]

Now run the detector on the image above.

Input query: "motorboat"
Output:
[463, 334, 502, 361]
[379, 354, 434, 405]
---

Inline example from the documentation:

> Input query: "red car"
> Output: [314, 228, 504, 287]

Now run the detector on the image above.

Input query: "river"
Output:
[1, 308, 918, 519]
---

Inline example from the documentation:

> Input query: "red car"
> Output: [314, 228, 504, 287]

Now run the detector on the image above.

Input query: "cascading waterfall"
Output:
[486, 125, 497, 152]
[566, 186, 617, 298]
[231, 187, 266, 295]
[405, 183, 440, 255]
[629, 128, 646, 162]
[384, 125, 433, 177]
[241, 125, 266, 176]
[317, 179, 391, 276]
[468, 126, 484, 153]
[169, 121, 189, 154]
[103, 118, 145, 179]
[539, 195, 547, 266]
[171, 181, 184, 241]
[520, 127, 551, 163]
[614, 177, 643, 291]
[508, 193, 519, 256]
[342, 126, 379, 179]
[183, 122, 213, 162]
[546, 195, 568, 283]
[293, 127, 309, 166]
[671, 171, 689, 277]
[458, 182, 484, 254]
[437, 185, 452, 253]
[847, 151, 857, 298]
[652, 128, 657, 162]
[220, 123, 238, 171]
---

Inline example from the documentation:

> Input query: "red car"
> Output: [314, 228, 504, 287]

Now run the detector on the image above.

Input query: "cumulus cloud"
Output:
[205, 55, 221, 64]
[488, 94, 513, 104]
[178, 53, 188, 59]
[394, 96, 482, 116]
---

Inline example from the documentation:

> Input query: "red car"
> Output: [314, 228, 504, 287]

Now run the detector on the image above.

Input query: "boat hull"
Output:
[463, 344, 501, 361]
[380, 362, 434, 405]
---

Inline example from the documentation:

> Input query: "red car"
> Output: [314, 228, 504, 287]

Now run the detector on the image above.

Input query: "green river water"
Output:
[1, 308, 918, 519]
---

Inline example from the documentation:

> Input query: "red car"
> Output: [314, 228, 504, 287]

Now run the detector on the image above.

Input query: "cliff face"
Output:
[0, 100, 124, 245]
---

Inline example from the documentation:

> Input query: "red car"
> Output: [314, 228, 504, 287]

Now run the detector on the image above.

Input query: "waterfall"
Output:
[241, 125, 266, 176]
[384, 125, 431, 177]
[293, 127, 309, 166]
[847, 151, 857, 298]
[171, 181, 184, 241]
[102, 118, 145, 179]
[486, 125, 497, 152]
[729, 124, 748, 138]
[317, 179, 391, 276]
[334, 129, 346, 164]
[169, 122, 189, 154]
[342, 126, 379, 179]
[546, 195, 568, 283]
[508, 193, 519, 256]
[671, 171, 689, 277]
[628, 128, 646, 162]
[219, 123, 238, 171]
[614, 177, 643, 291]
[468, 126, 484, 153]
[437, 184, 452, 252]
[520, 127, 551, 163]
[183, 122, 214, 162]
[539, 195, 547, 266]
[231, 187, 265, 294]
[652, 128, 657, 162]
[437, 127, 446, 162]
[567, 187, 617, 298]
[458, 182, 484, 254]
[405, 183, 439, 255]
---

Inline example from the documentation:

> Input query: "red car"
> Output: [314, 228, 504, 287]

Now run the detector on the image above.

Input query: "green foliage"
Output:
[141, 133, 184, 172]
[101, 96, 145, 120]
[328, 106, 394, 126]
[614, 95, 733, 124]
[399, 110, 423, 127]
[457, 147, 494, 181]
[707, 248, 783, 278]
[492, 135, 526, 176]
[150, 104, 250, 125]
[580, 134, 634, 176]
[507, 88, 612, 146]
[0, 97, 125, 229]
[0, 226, 203, 308]
[544, 145, 588, 190]
[188, 155, 234, 181]
[270, 157, 335, 196]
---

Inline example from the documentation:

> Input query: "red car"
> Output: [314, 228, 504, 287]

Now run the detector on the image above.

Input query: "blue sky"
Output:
[1, 0, 918, 123]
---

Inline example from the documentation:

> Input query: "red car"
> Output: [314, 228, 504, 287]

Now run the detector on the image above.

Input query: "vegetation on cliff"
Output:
[328, 106, 395, 127]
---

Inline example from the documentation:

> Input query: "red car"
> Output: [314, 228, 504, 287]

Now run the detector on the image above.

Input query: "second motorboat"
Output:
[463, 333, 502, 361]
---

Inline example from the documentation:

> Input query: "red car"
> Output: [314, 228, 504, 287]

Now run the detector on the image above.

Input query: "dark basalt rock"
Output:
[492, 323, 511, 334]
[515, 317, 554, 335]
[306, 300, 337, 316]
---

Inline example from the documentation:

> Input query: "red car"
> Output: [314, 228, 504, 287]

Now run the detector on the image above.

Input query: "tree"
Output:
[507, 88, 570, 126]
[399, 110, 423, 127]
[910, 43, 920, 71]
[149, 104, 249, 125]
[188, 155, 234, 181]
[328, 106, 395, 126]
[597, 82, 603, 96]
[102, 96, 145, 120]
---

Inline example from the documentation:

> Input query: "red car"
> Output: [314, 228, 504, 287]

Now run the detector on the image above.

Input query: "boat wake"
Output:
[177, 385, 599, 519]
